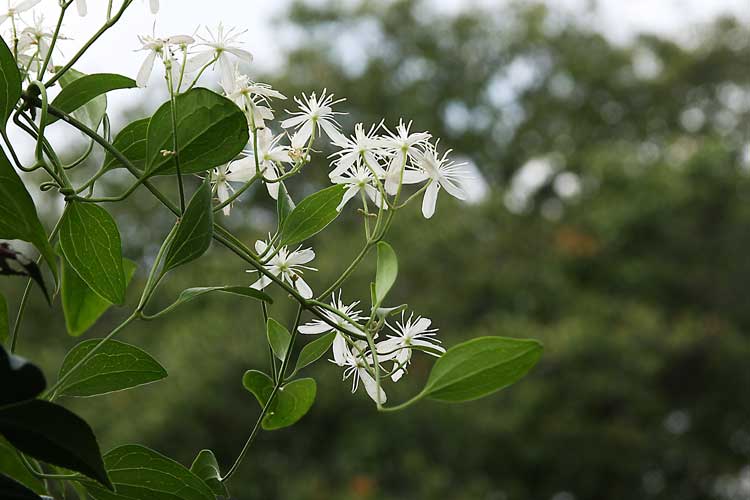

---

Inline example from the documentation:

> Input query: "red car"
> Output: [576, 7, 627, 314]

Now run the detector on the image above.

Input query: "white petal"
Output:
[280, 114, 307, 129]
[136, 50, 157, 88]
[359, 368, 387, 404]
[294, 276, 314, 299]
[150, 0, 160, 14]
[76, 0, 87, 16]
[332, 333, 348, 366]
[441, 177, 468, 200]
[254, 240, 268, 254]
[298, 321, 330, 335]
[337, 186, 359, 212]
[287, 248, 315, 265]
[421, 181, 440, 219]
[218, 55, 235, 92]
[412, 317, 432, 332]
[226, 47, 253, 63]
[403, 169, 428, 184]
[184, 50, 214, 74]
[251, 275, 272, 290]
[318, 118, 341, 141]
[291, 121, 313, 148]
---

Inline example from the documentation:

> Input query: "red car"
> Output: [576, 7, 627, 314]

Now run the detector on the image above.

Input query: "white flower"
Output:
[16, 13, 59, 71]
[298, 290, 367, 366]
[248, 239, 316, 299]
[328, 122, 385, 179]
[0, 0, 40, 26]
[221, 69, 285, 129]
[281, 89, 344, 149]
[75, 0, 86, 16]
[330, 162, 386, 212]
[381, 120, 432, 195]
[210, 161, 256, 215]
[229, 128, 292, 200]
[135, 33, 194, 88]
[377, 313, 444, 382]
[185, 24, 253, 90]
[342, 340, 387, 404]
[417, 143, 471, 219]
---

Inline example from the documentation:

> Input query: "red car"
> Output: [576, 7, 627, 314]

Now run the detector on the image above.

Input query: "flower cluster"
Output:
[129, 24, 471, 401]
[298, 292, 445, 403]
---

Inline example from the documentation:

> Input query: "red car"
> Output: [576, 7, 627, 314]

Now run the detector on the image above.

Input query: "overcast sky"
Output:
[10, 0, 750, 164]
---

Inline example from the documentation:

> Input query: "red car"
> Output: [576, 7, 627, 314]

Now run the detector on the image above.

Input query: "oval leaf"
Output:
[241, 372, 317, 431]
[0, 347, 46, 406]
[60, 202, 125, 304]
[279, 184, 346, 246]
[146, 87, 249, 175]
[0, 400, 112, 489]
[422, 336, 543, 403]
[56, 339, 167, 398]
[84, 444, 213, 500]
[276, 182, 295, 227]
[162, 179, 213, 273]
[49, 73, 135, 125]
[374, 241, 397, 305]
[62, 258, 137, 337]
[266, 318, 291, 361]
[55, 68, 107, 132]
[190, 450, 228, 498]
[153, 286, 271, 318]
[262, 378, 316, 431]
[102, 118, 149, 172]
[294, 332, 335, 373]
[0, 150, 57, 276]
[0, 37, 21, 128]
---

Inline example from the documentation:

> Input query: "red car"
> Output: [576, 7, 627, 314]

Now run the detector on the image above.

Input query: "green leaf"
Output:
[0, 294, 7, 345]
[154, 286, 271, 317]
[374, 241, 398, 305]
[0, 400, 112, 489]
[0, 437, 45, 495]
[56, 339, 167, 398]
[422, 336, 543, 403]
[242, 371, 317, 431]
[0, 36, 21, 129]
[146, 87, 249, 175]
[263, 378, 316, 430]
[49, 73, 135, 125]
[266, 318, 291, 361]
[84, 444, 214, 500]
[0, 150, 57, 277]
[56, 68, 108, 131]
[62, 258, 136, 337]
[102, 118, 149, 172]
[279, 185, 346, 246]
[190, 450, 228, 498]
[294, 332, 335, 373]
[276, 182, 295, 226]
[59, 202, 125, 305]
[0, 347, 46, 406]
[0, 473, 43, 500]
[162, 179, 213, 273]
[242, 370, 273, 406]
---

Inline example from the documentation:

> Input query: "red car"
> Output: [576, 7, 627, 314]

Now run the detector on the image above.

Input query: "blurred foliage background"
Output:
[4, 0, 750, 499]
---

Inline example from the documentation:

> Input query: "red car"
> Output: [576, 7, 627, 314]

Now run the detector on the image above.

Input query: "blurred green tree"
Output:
[5, 1, 750, 499]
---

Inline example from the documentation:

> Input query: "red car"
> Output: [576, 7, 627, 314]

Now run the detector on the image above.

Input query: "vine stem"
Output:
[220, 306, 303, 483]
